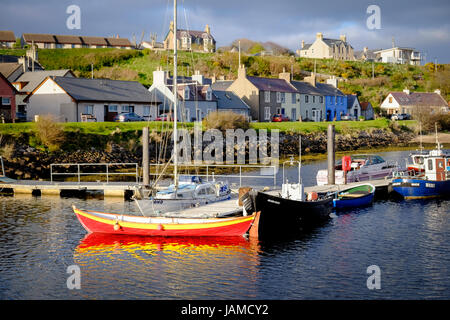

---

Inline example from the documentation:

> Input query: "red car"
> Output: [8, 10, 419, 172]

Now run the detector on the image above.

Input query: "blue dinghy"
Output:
[332, 183, 375, 209]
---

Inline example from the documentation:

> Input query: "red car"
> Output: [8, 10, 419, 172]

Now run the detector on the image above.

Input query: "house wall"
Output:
[228, 77, 260, 121]
[380, 93, 400, 115]
[281, 92, 300, 121]
[325, 95, 347, 121]
[258, 91, 283, 122]
[0, 78, 16, 122]
[299, 94, 325, 121]
[26, 78, 74, 121]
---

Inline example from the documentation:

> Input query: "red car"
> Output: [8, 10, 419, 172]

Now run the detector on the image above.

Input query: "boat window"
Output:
[428, 159, 433, 171]
[198, 188, 206, 195]
[208, 187, 216, 194]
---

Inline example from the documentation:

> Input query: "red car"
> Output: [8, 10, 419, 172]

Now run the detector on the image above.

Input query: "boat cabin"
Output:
[424, 153, 448, 181]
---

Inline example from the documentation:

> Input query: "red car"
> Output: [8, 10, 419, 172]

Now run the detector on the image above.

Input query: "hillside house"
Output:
[163, 22, 216, 53]
[297, 33, 354, 61]
[374, 47, 421, 65]
[0, 31, 16, 48]
[21, 34, 132, 49]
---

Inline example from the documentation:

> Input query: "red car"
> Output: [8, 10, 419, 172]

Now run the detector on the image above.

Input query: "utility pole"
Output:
[372, 61, 374, 79]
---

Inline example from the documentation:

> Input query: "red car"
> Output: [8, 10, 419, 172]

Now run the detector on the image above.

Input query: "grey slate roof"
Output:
[323, 38, 353, 49]
[49, 77, 160, 104]
[347, 94, 359, 108]
[314, 82, 345, 96]
[290, 80, 322, 95]
[247, 76, 297, 93]
[213, 90, 250, 111]
[390, 92, 447, 107]
[14, 70, 73, 93]
[210, 80, 233, 91]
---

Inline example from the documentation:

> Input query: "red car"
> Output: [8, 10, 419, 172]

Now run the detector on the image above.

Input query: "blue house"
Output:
[315, 80, 347, 121]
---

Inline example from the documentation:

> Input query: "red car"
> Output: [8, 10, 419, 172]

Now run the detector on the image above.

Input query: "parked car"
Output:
[113, 112, 144, 122]
[391, 113, 410, 120]
[155, 113, 172, 121]
[271, 114, 290, 122]
[14, 112, 27, 122]
[340, 114, 355, 121]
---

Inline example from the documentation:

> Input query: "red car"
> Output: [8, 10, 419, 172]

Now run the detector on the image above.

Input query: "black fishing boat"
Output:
[242, 154, 333, 238]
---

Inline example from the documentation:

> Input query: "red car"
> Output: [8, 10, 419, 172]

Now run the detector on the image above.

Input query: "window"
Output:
[276, 92, 285, 103]
[83, 105, 94, 115]
[313, 96, 316, 103]
[143, 106, 150, 116]
[428, 159, 433, 171]
[305, 95, 309, 103]
[389, 97, 393, 103]
[1, 97, 11, 105]
[320, 96, 324, 103]
[108, 105, 118, 112]
[184, 87, 190, 100]
[264, 107, 271, 120]
[291, 93, 296, 104]
[121, 105, 130, 113]
[206, 90, 212, 101]
[264, 91, 270, 103]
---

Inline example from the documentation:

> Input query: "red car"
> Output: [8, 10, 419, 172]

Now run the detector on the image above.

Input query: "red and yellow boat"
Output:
[72, 206, 257, 237]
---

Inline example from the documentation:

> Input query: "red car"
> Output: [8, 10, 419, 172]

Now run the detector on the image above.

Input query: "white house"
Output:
[24, 76, 160, 122]
[346, 94, 361, 119]
[149, 68, 217, 122]
[380, 89, 448, 115]
[374, 47, 421, 65]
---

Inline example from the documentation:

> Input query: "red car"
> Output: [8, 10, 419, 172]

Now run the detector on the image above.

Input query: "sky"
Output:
[1, 0, 449, 63]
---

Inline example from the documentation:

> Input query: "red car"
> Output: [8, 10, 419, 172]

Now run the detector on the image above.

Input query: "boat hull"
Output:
[73, 207, 256, 237]
[332, 184, 375, 209]
[392, 178, 450, 199]
[253, 192, 333, 237]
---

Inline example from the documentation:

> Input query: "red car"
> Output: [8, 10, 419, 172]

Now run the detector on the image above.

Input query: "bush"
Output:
[34, 115, 65, 152]
[202, 111, 249, 131]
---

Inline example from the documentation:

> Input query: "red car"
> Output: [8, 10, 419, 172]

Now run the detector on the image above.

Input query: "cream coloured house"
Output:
[163, 22, 216, 53]
[297, 33, 354, 61]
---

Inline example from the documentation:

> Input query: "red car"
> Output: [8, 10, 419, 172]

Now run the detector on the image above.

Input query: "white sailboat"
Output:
[136, 0, 231, 217]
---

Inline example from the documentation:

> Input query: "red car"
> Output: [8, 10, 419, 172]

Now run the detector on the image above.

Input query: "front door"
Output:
[291, 108, 297, 121]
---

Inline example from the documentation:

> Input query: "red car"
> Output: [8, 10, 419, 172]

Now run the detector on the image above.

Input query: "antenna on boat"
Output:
[435, 122, 442, 152]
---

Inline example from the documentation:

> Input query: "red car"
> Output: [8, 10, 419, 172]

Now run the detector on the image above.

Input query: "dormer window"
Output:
[206, 89, 212, 101]
[184, 87, 190, 100]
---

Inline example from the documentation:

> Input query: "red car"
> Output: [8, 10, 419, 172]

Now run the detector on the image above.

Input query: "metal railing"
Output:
[148, 163, 278, 187]
[50, 163, 139, 183]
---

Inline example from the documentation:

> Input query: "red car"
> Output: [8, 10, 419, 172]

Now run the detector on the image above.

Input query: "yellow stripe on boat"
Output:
[74, 208, 254, 230]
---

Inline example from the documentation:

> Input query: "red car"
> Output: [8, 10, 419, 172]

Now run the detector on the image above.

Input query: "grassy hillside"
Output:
[1, 48, 448, 112]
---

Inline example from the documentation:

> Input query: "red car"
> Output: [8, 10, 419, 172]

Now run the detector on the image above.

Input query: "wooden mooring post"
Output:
[327, 124, 335, 185]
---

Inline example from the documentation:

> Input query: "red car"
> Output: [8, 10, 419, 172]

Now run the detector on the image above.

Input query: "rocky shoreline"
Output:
[1, 129, 415, 181]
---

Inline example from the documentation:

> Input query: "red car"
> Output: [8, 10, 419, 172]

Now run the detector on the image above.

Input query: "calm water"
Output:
[0, 150, 449, 300]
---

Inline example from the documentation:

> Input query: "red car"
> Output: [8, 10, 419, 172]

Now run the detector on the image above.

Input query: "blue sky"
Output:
[1, 0, 449, 63]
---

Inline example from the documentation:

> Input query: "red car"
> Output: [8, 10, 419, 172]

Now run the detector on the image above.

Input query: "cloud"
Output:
[0, 0, 448, 62]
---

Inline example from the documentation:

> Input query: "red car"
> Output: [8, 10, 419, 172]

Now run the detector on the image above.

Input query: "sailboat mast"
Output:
[173, 0, 178, 188]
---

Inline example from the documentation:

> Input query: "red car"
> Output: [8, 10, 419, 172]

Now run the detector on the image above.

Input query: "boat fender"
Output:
[113, 221, 121, 231]
[158, 224, 164, 231]
[307, 192, 318, 201]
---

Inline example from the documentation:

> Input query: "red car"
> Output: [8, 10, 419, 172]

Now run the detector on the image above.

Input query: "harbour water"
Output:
[0, 150, 449, 299]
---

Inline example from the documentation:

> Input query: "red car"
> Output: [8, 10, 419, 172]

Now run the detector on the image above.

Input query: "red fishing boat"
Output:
[72, 206, 257, 237]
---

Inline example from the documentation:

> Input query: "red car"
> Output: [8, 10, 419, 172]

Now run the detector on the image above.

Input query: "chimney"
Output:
[301, 40, 305, 49]
[205, 24, 210, 35]
[316, 32, 323, 40]
[153, 67, 167, 85]
[278, 67, 291, 83]
[326, 76, 338, 88]
[238, 64, 247, 79]
[340, 34, 347, 43]
[434, 89, 441, 96]
[192, 70, 204, 85]
[403, 88, 410, 95]
[304, 72, 317, 87]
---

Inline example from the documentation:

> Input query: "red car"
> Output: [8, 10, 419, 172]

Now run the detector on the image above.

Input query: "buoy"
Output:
[113, 222, 120, 231]
[157, 224, 164, 231]
[307, 192, 318, 201]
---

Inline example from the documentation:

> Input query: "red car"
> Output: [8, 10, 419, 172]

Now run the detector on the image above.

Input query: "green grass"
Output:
[0, 119, 415, 136]
[250, 119, 416, 133]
